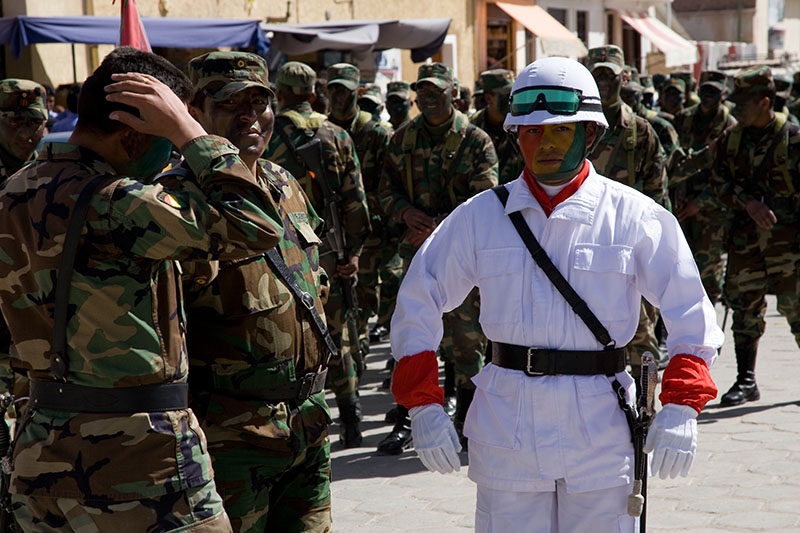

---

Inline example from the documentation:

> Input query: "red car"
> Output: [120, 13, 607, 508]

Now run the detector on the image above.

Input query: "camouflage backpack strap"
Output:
[352, 110, 377, 148]
[625, 115, 638, 187]
[402, 120, 420, 200]
[770, 113, 796, 194]
[443, 113, 476, 206]
[280, 109, 328, 132]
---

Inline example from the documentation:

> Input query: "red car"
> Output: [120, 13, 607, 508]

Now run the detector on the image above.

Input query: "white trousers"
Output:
[475, 480, 638, 533]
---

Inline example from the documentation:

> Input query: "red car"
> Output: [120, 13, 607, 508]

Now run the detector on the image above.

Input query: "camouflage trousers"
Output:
[202, 415, 331, 533]
[355, 240, 402, 355]
[627, 298, 662, 373]
[439, 287, 486, 390]
[11, 480, 230, 532]
[725, 224, 800, 349]
[319, 254, 359, 402]
[682, 211, 729, 304]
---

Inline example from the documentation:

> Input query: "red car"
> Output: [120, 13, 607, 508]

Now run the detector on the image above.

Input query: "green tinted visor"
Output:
[509, 86, 602, 116]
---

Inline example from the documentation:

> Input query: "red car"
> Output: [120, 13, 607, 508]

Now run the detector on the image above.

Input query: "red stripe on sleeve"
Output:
[659, 353, 718, 413]
[391, 350, 443, 409]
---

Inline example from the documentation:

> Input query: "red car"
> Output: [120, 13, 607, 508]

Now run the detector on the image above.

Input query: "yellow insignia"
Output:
[157, 191, 184, 209]
[237, 59, 246, 68]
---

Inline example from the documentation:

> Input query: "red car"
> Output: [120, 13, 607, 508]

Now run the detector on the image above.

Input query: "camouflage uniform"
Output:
[0, 129, 283, 529]
[470, 69, 525, 185]
[671, 71, 737, 304]
[179, 52, 332, 532]
[0, 79, 47, 398]
[710, 67, 800, 404]
[326, 64, 398, 357]
[622, 80, 682, 171]
[380, 63, 498, 391]
[263, 62, 370, 443]
[672, 71, 701, 108]
[587, 46, 668, 370]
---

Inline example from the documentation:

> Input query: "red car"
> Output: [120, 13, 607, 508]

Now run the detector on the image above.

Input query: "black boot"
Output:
[338, 396, 363, 448]
[443, 362, 457, 418]
[452, 387, 475, 451]
[720, 343, 760, 407]
[377, 404, 412, 455]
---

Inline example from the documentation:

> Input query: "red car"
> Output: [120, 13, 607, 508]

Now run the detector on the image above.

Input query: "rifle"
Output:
[295, 139, 364, 376]
[628, 351, 658, 532]
[0, 393, 19, 532]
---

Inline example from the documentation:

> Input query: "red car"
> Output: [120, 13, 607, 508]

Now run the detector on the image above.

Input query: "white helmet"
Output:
[503, 57, 608, 133]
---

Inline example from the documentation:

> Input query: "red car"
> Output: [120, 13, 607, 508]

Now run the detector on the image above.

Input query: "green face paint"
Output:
[121, 136, 173, 179]
[520, 122, 587, 184]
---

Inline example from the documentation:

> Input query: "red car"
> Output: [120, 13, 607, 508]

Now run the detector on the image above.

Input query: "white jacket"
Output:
[390, 162, 724, 493]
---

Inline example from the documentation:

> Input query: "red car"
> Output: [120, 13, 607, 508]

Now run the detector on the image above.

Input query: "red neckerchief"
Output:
[522, 160, 590, 217]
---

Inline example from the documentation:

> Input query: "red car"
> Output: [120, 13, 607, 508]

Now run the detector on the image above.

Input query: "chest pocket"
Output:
[476, 248, 524, 326]
[570, 244, 635, 321]
[215, 255, 287, 317]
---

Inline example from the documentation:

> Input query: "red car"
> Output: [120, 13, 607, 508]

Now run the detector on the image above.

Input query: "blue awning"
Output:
[0, 16, 270, 59]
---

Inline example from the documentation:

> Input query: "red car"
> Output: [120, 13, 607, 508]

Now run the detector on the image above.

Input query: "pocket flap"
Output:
[289, 211, 322, 246]
[476, 248, 524, 279]
[573, 244, 634, 275]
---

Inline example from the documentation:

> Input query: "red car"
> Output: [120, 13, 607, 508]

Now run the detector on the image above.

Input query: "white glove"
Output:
[409, 403, 462, 474]
[643, 403, 698, 479]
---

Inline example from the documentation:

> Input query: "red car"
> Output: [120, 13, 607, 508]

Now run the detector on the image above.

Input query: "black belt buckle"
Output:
[296, 373, 317, 401]
[300, 291, 315, 310]
[525, 348, 545, 376]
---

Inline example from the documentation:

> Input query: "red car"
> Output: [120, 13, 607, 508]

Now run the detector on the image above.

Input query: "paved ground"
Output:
[326, 297, 800, 532]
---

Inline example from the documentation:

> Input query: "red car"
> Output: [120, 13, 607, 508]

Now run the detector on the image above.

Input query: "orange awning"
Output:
[495, 1, 588, 58]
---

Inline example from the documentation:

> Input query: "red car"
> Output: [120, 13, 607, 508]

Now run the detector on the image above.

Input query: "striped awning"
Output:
[616, 10, 698, 67]
[496, 1, 588, 58]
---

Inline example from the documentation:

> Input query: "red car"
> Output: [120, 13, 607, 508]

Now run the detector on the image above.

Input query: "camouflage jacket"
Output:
[470, 108, 525, 185]
[263, 101, 370, 257]
[710, 112, 800, 226]
[184, 159, 330, 453]
[379, 109, 498, 222]
[671, 103, 737, 209]
[0, 136, 283, 502]
[589, 102, 668, 206]
[328, 108, 392, 221]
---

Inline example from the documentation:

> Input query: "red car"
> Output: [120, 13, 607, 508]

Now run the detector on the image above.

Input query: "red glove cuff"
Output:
[391, 350, 444, 409]
[659, 353, 718, 413]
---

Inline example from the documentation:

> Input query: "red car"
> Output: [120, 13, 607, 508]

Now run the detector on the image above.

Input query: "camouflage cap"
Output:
[0, 79, 47, 121]
[665, 77, 686, 93]
[327, 63, 360, 91]
[188, 52, 273, 102]
[699, 70, 726, 92]
[276, 61, 316, 94]
[622, 81, 645, 93]
[773, 72, 792, 97]
[479, 69, 514, 94]
[410, 62, 454, 90]
[729, 66, 774, 105]
[639, 75, 656, 94]
[473, 78, 484, 97]
[671, 71, 696, 90]
[587, 45, 625, 75]
[359, 83, 382, 105]
[386, 81, 412, 99]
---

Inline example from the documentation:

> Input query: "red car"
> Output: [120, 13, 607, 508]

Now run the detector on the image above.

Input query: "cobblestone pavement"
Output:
[327, 297, 800, 532]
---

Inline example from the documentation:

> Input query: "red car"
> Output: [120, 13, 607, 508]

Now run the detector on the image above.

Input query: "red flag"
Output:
[117, 0, 151, 52]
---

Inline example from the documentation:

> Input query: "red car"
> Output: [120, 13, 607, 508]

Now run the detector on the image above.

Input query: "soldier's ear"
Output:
[187, 104, 203, 123]
[584, 122, 598, 147]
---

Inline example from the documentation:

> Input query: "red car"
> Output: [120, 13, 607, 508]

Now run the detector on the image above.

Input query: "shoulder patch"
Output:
[157, 191, 185, 209]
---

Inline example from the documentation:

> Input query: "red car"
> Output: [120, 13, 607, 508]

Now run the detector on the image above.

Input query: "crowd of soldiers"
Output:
[0, 42, 799, 532]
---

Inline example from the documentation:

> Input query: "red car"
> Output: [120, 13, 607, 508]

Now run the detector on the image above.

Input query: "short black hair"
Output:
[66, 83, 82, 113]
[76, 47, 192, 134]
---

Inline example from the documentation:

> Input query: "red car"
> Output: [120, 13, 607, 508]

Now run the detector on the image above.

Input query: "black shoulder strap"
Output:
[491, 185, 617, 349]
[264, 248, 338, 364]
[51, 178, 106, 380]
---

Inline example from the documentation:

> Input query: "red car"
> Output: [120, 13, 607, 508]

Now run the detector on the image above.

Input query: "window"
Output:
[577, 11, 588, 45]
[548, 8, 567, 26]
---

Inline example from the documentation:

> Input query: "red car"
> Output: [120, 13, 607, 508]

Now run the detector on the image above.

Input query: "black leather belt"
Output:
[29, 381, 189, 413]
[216, 368, 327, 404]
[492, 342, 626, 376]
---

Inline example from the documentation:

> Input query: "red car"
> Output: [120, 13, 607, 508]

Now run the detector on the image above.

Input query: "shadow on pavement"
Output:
[698, 400, 800, 423]
[331, 446, 470, 480]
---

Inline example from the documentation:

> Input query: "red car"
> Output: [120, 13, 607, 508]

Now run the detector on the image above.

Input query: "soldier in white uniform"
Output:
[389, 57, 724, 532]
